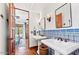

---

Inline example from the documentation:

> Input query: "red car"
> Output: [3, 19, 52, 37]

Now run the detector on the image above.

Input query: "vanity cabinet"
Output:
[48, 47, 55, 55]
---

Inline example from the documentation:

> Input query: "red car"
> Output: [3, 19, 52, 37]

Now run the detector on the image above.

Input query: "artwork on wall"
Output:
[55, 3, 72, 28]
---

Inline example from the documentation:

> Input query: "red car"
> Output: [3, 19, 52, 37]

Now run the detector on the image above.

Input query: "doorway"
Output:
[8, 3, 29, 54]
[15, 24, 26, 54]
[14, 8, 29, 54]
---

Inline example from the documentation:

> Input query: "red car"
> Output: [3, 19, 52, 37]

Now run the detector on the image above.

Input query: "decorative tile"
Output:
[40, 28, 79, 55]
[40, 28, 79, 43]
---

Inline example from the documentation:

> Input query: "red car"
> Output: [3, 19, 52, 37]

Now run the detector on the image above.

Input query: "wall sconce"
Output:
[0, 14, 3, 19]
[26, 19, 29, 24]
[47, 16, 51, 22]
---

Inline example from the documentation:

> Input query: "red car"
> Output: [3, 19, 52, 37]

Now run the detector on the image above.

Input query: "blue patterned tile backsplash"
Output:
[40, 28, 79, 43]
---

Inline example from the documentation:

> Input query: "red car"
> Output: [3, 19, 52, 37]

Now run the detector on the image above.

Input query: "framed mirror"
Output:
[55, 3, 72, 28]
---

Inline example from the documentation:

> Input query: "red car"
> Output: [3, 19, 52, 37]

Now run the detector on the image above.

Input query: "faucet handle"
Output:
[64, 39, 70, 42]
[57, 37, 63, 41]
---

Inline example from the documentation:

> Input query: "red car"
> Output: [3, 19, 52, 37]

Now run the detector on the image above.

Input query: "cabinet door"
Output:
[8, 3, 15, 55]
[56, 13, 62, 28]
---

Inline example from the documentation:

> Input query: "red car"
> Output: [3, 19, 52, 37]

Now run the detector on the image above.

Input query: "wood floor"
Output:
[15, 39, 38, 55]
[26, 46, 38, 55]
[26, 39, 38, 55]
[15, 46, 38, 55]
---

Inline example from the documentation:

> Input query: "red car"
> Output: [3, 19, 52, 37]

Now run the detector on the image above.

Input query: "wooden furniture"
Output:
[8, 3, 15, 55]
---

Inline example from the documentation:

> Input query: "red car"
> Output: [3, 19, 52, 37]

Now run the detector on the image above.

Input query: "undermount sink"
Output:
[41, 39, 79, 55]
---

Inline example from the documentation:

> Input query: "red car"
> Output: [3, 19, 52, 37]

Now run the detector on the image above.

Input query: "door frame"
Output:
[14, 7, 30, 48]
[8, 3, 15, 55]
[8, 4, 30, 55]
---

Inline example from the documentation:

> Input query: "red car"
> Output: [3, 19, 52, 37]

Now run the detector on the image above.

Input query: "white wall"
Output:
[29, 11, 40, 47]
[0, 3, 7, 55]
[71, 3, 79, 28]
[40, 18, 44, 30]
[40, 3, 64, 30]
[40, 3, 79, 30]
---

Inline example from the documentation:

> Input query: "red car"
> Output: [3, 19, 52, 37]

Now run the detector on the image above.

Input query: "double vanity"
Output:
[41, 39, 79, 55]
[33, 35, 79, 55]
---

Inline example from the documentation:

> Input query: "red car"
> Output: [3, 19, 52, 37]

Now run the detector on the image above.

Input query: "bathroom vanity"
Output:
[41, 39, 79, 55]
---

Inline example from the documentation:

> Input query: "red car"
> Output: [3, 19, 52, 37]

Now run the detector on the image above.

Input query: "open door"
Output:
[8, 3, 29, 54]
[8, 3, 15, 55]
[14, 8, 29, 49]
[56, 13, 62, 28]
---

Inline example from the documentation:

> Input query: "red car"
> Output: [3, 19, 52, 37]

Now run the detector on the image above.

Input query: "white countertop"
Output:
[32, 35, 47, 40]
[41, 39, 79, 55]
